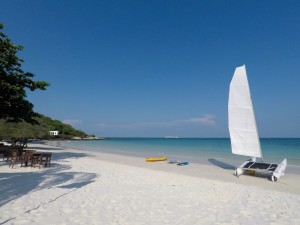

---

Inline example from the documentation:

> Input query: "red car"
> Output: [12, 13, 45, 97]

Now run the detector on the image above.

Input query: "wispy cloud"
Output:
[63, 119, 82, 126]
[96, 115, 216, 129]
[181, 115, 216, 125]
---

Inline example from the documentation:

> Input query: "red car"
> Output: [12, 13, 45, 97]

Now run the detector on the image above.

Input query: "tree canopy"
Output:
[0, 23, 49, 124]
[0, 114, 91, 146]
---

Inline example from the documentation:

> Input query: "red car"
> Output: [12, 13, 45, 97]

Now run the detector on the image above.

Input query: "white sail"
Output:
[228, 65, 262, 158]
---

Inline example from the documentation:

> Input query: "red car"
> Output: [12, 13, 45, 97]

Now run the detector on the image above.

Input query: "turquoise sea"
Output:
[49, 138, 300, 174]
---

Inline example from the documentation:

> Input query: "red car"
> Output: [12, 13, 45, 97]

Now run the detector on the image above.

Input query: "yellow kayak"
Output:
[145, 157, 167, 162]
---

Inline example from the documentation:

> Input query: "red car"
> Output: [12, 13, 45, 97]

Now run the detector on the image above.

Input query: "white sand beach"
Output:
[1, 143, 300, 225]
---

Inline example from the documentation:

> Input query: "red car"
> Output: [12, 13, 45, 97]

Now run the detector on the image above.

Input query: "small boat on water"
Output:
[145, 157, 167, 162]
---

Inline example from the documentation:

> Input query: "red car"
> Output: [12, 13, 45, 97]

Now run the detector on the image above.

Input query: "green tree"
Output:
[0, 23, 49, 124]
[0, 114, 91, 146]
[0, 119, 49, 147]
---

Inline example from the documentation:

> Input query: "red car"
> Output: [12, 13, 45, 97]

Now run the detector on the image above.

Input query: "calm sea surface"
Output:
[48, 138, 300, 174]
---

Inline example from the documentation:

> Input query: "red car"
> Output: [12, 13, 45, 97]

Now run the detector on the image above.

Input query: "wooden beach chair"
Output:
[21, 150, 37, 167]
[8, 146, 24, 168]
[0, 146, 11, 161]
[38, 152, 52, 168]
[9, 149, 19, 168]
[31, 153, 42, 168]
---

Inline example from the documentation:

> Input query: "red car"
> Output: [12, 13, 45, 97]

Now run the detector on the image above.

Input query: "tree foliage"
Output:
[0, 114, 90, 146]
[0, 23, 49, 124]
[39, 114, 88, 138]
[0, 119, 49, 147]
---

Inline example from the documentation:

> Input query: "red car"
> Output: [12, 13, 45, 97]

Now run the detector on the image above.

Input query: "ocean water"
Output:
[49, 138, 300, 173]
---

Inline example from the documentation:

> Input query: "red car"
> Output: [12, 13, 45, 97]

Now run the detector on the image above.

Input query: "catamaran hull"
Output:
[234, 158, 287, 182]
[271, 158, 287, 181]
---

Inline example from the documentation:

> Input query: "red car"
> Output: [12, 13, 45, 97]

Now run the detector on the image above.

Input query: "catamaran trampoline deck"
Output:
[242, 162, 278, 172]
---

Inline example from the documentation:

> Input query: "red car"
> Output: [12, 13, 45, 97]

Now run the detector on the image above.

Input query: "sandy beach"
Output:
[1, 143, 300, 225]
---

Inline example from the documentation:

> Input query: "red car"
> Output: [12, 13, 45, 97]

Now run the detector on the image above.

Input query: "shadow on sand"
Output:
[208, 159, 236, 170]
[208, 159, 276, 181]
[0, 151, 97, 208]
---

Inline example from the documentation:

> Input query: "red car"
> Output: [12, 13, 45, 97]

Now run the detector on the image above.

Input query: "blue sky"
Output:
[1, 0, 300, 137]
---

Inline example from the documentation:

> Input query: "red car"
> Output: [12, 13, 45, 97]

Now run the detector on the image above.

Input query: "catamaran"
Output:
[228, 65, 287, 182]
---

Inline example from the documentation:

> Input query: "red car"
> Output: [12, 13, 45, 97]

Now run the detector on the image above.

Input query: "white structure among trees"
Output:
[49, 131, 59, 136]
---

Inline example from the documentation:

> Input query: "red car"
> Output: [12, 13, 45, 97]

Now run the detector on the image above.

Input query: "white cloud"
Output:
[182, 115, 216, 125]
[96, 115, 216, 129]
